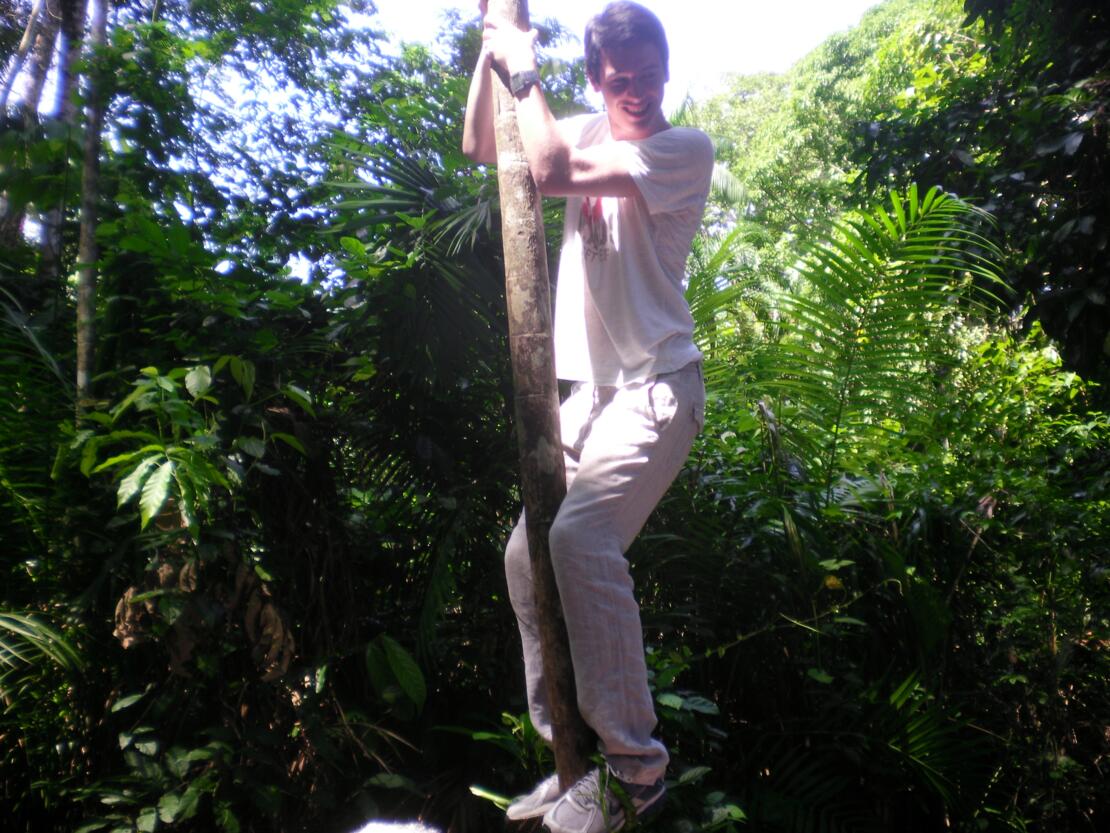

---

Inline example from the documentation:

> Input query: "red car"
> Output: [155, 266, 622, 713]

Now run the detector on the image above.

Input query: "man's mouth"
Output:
[623, 103, 651, 117]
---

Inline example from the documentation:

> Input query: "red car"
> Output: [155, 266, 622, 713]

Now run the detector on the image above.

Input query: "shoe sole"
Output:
[507, 800, 559, 822]
[543, 788, 666, 833]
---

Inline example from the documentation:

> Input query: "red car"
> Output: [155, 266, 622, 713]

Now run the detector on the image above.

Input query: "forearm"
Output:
[500, 50, 572, 192]
[462, 49, 497, 164]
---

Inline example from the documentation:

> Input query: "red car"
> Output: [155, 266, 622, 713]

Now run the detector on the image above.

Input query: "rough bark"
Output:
[55, 0, 81, 122]
[489, 0, 594, 792]
[0, 0, 43, 111]
[21, 0, 57, 117]
[0, 0, 44, 246]
[35, 0, 77, 289]
[75, 0, 106, 410]
[0, 1, 58, 262]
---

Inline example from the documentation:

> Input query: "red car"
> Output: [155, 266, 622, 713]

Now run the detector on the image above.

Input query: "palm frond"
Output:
[711, 161, 748, 207]
[0, 613, 84, 680]
[745, 185, 1003, 494]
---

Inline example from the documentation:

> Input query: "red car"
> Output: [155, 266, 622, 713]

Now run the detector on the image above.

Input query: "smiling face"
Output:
[592, 42, 669, 141]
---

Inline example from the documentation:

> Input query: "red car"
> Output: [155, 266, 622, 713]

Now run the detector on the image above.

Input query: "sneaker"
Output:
[542, 768, 666, 833]
[506, 773, 563, 821]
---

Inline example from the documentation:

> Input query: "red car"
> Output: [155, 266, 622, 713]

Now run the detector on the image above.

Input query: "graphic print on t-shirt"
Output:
[579, 196, 612, 261]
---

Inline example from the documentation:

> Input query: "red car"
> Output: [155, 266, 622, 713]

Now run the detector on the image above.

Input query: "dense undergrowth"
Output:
[1, 1, 1107, 832]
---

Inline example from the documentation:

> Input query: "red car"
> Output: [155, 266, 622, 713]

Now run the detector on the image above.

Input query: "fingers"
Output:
[481, 11, 538, 73]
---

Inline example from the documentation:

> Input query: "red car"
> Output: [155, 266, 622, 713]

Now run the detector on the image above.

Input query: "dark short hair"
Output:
[584, 1, 670, 85]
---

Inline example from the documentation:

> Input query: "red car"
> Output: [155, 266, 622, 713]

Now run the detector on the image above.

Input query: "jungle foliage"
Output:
[0, 1, 1107, 832]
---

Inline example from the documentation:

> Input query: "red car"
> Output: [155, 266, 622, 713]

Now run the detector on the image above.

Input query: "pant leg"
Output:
[548, 362, 704, 784]
[504, 381, 599, 744]
[503, 362, 705, 781]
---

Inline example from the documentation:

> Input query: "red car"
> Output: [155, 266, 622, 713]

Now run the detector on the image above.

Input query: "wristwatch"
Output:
[509, 69, 541, 97]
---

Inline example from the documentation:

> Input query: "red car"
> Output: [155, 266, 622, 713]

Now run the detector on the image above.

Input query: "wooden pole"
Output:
[488, 0, 593, 791]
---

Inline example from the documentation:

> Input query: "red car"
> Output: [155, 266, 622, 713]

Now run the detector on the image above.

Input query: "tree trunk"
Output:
[75, 0, 106, 410]
[488, 0, 593, 791]
[0, 0, 46, 247]
[0, 0, 44, 111]
[55, 0, 83, 123]
[36, 0, 80, 290]
[0, 1, 60, 268]
[21, 0, 58, 118]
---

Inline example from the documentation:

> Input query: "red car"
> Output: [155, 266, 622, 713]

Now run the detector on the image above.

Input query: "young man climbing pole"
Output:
[462, 2, 713, 831]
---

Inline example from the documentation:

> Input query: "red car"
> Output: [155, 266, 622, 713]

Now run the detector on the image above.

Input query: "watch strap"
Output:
[509, 69, 541, 97]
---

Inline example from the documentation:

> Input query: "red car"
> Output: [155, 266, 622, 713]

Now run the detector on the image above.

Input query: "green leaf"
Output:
[185, 366, 212, 398]
[158, 792, 182, 823]
[93, 446, 161, 474]
[656, 692, 684, 710]
[164, 746, 191, 780]
[678, 765, 712, 785]
[137, 806, 158, 832]
[340, 236, 365, 255]
[176, 778, 206, 821]
[380, 635, 426, 710]
[229, 357, 256, 400]
[118, 456, 161, 507]
[710, 803, 747, 823]
[140, 460, 176, 528]
[80, 436, 101, 476]
[368, 772, 420, 792]
[807, 668, 835, 684]
[365, 640, 391, 694]
[110, 692, 146, 713]
[272, 432, 306, 455]
[215, 801, 240, 833]
[284, 384, 315, 417]
[683, 695, 720, 715]
[236, 436, 266, 458]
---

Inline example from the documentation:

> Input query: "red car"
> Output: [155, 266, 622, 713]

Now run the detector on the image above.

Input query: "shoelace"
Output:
[567, 769, 608, 809]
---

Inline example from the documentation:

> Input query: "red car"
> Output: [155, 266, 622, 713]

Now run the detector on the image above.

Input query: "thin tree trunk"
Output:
[489, 0, 593, 791]
[0, 0, 47, 246]
[0, 0, 44, 111]
[21, 0, 59, 118]
[75, 0, 107, 410]
[0, 1, 60, 269]
[36, 0, 80, 289]
[55, 0, 83, 122]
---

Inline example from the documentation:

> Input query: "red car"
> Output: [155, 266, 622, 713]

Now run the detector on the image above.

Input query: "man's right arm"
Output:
[462, 46, 498, 164]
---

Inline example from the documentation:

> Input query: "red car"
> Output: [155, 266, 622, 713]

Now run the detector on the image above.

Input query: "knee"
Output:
[547, 515, 588, 578]
[504, 522, 531, 592]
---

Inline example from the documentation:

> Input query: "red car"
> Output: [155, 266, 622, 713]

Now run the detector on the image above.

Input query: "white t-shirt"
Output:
[553, 113, 714, 385]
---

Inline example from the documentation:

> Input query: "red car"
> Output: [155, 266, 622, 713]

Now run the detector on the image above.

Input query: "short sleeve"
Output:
[558, 112, 608, 149]
[621, 128, 715, 215]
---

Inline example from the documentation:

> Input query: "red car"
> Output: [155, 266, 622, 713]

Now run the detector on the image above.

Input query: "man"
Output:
[462, 3, 713, 831]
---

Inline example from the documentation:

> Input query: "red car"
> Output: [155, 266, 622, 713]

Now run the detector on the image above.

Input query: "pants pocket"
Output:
[647, 377, 679, 432]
